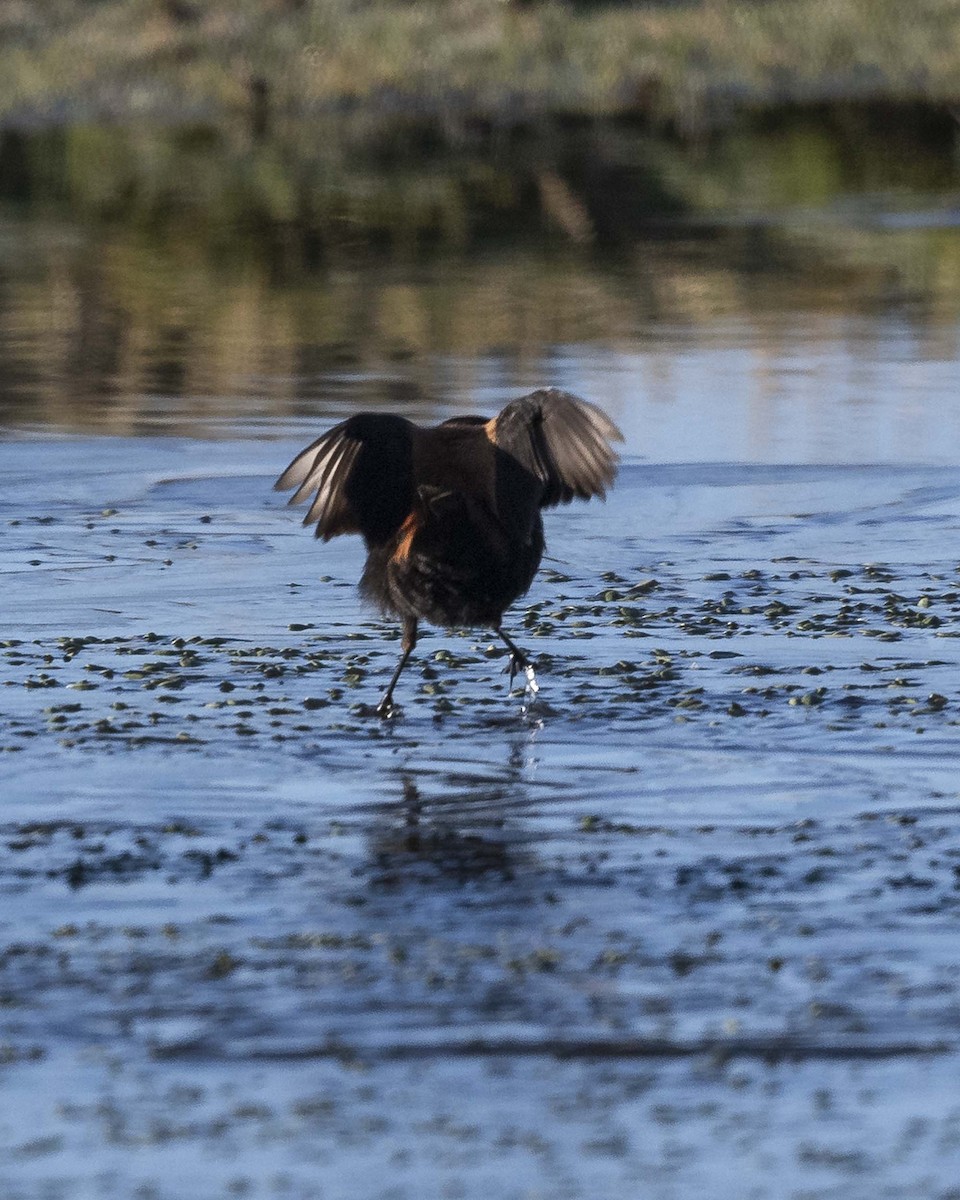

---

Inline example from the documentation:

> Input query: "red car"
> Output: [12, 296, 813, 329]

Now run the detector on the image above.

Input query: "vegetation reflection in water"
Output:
[1, 110, 959, 436]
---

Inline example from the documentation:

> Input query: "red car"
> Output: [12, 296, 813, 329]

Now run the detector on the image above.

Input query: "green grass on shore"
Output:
[2, 0, 959, 134]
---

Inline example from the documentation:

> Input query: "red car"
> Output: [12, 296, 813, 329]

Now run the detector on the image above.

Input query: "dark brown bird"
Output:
[275, 388, 622, 715]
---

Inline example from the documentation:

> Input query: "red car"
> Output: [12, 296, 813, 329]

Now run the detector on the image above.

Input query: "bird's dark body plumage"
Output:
[275, 388, 622, 713]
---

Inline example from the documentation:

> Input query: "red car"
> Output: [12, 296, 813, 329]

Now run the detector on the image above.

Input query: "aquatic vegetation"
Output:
[3, 553, 960, 750]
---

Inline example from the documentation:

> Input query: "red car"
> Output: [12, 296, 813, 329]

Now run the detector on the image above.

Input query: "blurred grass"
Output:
[2, 0, 959, 133]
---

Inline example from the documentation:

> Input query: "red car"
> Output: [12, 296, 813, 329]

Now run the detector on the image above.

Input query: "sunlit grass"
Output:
[2, 0, 960, 130]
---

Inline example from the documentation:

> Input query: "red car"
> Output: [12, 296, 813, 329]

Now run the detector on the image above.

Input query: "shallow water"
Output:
[4, 121, 960, 1198]
[5, 436, 960, 1197]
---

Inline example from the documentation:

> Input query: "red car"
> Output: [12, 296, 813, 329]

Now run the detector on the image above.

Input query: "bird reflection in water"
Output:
[364, 774, 535, 890]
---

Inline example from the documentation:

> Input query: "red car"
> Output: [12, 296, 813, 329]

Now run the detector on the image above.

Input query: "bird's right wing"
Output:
[489, 388, 623, 507]
[274, 413, 415, 543]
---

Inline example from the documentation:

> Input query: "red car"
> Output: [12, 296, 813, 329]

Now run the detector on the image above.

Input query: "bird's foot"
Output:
[506, 651, 539, 696]
[375, 694, 398, 719]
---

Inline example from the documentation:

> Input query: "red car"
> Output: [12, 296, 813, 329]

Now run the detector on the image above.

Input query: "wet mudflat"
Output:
[4, 423, 960, 1198]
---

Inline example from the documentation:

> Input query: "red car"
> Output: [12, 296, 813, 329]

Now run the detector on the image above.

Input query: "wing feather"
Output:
[289, 441, 341, 505]
[309, 438, 362, 532]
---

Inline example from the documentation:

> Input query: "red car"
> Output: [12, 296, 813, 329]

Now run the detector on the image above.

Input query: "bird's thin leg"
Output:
[377, 616, 418, 717]
[496, 626, 540, 695]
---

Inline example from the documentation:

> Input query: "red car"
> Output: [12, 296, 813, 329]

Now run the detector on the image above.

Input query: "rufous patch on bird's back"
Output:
[392, 511, 420, 564]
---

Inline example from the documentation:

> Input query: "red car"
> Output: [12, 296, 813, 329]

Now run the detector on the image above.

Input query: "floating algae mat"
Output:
[4, 434, 960, 1198]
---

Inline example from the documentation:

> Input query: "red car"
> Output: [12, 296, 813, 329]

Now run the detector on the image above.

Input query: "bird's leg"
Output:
[376, 616, 418, 717]
[496, 626, 540, 695]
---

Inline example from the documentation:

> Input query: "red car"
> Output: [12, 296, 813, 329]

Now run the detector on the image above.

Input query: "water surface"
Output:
[2, 117, 960, 1199]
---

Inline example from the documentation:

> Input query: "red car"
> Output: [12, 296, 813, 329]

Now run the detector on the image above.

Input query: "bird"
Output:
[275, 388, 622, 715]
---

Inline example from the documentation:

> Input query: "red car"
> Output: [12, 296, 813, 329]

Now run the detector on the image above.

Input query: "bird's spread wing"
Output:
[274, 413, 415, 543]
[489, 388, 623, 507]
